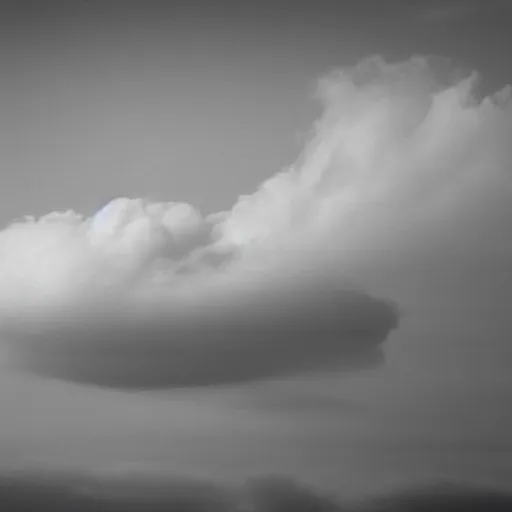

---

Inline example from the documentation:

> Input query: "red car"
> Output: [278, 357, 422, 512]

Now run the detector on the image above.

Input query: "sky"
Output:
[1, 0, 512, 508]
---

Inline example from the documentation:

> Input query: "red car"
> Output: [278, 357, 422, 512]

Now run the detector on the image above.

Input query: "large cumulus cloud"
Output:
[0, 188, 397, 389]
[217, 56, 511, 286]
[3, 54, 511, 389]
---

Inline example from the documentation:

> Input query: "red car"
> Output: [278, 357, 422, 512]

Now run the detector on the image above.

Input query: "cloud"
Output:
[5, 277, 397, 389]
[0, 198, 220, 311]
[2, 54, 512, 389]
[0, 196, 397, 389]
[0, 472, 511, 512]
[368, 481, 512, 512]
[216, 56, 512, 305]
[0, 471, 236, 512]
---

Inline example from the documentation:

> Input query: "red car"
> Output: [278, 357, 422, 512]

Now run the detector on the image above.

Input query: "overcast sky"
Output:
[1, 0, 512, 504]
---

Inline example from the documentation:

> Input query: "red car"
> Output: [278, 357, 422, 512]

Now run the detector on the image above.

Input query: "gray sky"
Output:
[2, 0, 511, 222]
[1, 0, 512, 503]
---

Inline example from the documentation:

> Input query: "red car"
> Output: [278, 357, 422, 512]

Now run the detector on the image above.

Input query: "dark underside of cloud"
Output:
[0, 473, 511, 512]
[9, 287, 398, 390]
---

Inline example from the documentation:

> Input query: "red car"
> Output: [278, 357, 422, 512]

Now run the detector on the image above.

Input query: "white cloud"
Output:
[0, 198, 216, 312]
[1, 55, 511, 389]
[216, 56, 512, 303]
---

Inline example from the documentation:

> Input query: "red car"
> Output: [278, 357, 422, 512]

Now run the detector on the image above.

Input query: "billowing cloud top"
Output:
[2, 55, 511, 389]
